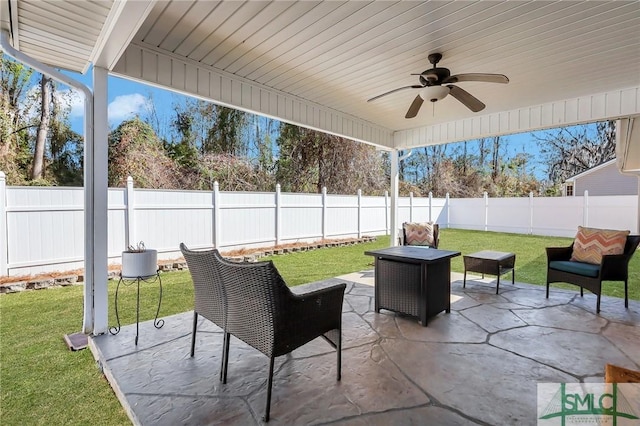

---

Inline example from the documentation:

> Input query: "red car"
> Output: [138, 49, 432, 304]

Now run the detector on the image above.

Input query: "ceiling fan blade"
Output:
[367, 85, 423, 102]
[448, 85, 485, 112]
[444, 73, 509, 84]
[405, 95, 424, 119]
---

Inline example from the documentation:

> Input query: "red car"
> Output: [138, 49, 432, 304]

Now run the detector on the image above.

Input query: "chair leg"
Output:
[222, 332, 231, 384]
[336, 330, 342, 382]
[263, 356, 275, 422]
[219, 331, 229, 382]
[190, 312, 198, 357]
[546, 282, 550, 299]
[596, 294, 601, 313]
[580, 287, 584, 297]
[625, 280, 629, 308]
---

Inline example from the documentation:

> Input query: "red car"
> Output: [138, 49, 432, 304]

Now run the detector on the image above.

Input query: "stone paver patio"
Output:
[89, 272, 640, 425]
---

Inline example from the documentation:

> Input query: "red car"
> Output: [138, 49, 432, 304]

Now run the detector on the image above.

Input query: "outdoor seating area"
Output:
[180, 243, 345, 422]
[546, 227, 640, 313]
[90, 271, 640, 425]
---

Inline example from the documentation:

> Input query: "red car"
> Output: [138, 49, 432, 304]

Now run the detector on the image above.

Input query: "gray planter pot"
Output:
[121, 250, 158, 278]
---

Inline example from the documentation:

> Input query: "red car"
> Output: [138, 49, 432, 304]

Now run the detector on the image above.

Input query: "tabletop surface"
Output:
[464, 250, 515, 261]
[365, 246, 461, 262]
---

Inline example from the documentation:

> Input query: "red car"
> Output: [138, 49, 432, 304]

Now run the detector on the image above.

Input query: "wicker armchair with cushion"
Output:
[216, 258, 346, 422]
[546, 227, 640, 313]
[401, 222, 439, 248]
[179, 243, 229, 380]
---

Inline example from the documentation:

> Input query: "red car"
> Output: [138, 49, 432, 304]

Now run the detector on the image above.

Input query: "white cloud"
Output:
[108, 93, 152, 124]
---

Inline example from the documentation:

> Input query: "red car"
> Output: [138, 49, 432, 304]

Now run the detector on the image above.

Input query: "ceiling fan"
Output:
[367, 53, 509, 119]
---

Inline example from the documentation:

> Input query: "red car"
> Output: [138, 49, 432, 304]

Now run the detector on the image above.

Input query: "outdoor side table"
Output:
[109, 272, 164, 345]
[463, 250, 515, 294]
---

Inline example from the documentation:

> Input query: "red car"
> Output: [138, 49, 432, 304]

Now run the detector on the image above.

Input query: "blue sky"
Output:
[62, 68, 175, 132]
[59, 67, 548, 179]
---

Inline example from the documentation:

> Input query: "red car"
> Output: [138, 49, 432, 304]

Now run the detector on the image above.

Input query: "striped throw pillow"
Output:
[570, 226, 629, 264]
[403, 222, 435, 247]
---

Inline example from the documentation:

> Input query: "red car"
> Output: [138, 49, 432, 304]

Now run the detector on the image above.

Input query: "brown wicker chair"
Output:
[216, 258, 346, 422]
[546, 235, 640, 312]
[179, 243, 229, 380]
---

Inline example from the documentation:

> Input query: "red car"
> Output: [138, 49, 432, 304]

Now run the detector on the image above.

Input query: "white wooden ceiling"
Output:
[3, 0, 640, 150]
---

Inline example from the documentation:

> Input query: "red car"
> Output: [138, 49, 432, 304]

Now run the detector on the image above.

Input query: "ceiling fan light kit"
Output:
[420, 85, 449, 102]
[368, 52, 509, 119]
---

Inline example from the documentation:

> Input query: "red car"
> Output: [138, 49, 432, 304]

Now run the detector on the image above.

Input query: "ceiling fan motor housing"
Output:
[419, 67, 451, 86]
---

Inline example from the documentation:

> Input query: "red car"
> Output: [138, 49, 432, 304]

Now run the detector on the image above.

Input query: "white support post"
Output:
[529, 191, 534, 235]
[0, 172, 7, 276]
[125, 176, 135, 249]
[89, 66, 109, 335]
[276, 184, 282, 245]
[390, 150, 399, 246]
[445, 193, 450, 229]
[583, 190, 589, 227]
[483, 191, 489, 232]
[0, 32, 102, 334]
[409, 192, 414, 222]
[357, 189, 362, 239]
[384, 190, 389, 235]
[428, 191, 433, 222]
[321, 186, 327, 240]
[213, 181, 220, 248]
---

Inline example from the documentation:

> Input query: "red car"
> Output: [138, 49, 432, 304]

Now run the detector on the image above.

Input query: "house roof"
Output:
[564, 159, 617, 183]
[2, 0, 640, 150]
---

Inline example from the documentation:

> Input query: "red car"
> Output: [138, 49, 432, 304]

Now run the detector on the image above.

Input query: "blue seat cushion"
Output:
[549, 260, 600, 278]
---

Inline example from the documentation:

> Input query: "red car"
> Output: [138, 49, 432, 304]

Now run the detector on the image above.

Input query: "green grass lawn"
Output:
[1, 229, 638, 425]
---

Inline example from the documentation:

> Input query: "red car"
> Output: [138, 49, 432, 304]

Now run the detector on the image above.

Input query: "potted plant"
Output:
[121, 242, 158, 278]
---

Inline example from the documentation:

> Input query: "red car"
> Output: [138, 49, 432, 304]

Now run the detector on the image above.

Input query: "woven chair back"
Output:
[216, 259, 291, 357]
[179, 243, 226, 327]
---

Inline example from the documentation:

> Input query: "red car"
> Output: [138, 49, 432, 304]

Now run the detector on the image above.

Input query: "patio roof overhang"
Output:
[1, 0, 639, 335]
[2, 0, 640, 151]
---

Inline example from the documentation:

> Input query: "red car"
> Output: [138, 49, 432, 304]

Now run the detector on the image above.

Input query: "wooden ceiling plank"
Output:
[205, 1, 296, 70]
[256, 1, 388, 85]
[199, 1, 278, 67]
[271, 2, 491, 94]
[142, 0, 193, 47]
[19, 28, 93, 57]
[230, 1, 346, 78]
[221, 1, 320, 74]
[296, 2, 634, 103]
[157, 1, 221, 53]
[19, 3, 103, 37]
[18, 17, 99, 48]
[134, 0, 170, 42]
[178, 0, 245, 60]
[267, 1, 414, 89]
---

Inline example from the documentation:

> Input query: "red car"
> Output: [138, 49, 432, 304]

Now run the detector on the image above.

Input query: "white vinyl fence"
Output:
[0, 172, 637, 276]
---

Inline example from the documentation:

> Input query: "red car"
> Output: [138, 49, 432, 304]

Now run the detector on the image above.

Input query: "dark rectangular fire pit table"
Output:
[463, 250, 516, 294]
[365, 246, 461, 326]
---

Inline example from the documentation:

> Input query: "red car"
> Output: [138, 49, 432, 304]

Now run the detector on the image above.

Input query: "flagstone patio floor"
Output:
[89, 272, 640, 425]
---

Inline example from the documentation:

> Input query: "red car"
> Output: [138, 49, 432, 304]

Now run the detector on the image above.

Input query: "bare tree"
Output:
[490, 136, 501, 181]
[536, 121, 615, 187]
[276, 124, 386, 195]
[31, 75, 52, 180]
